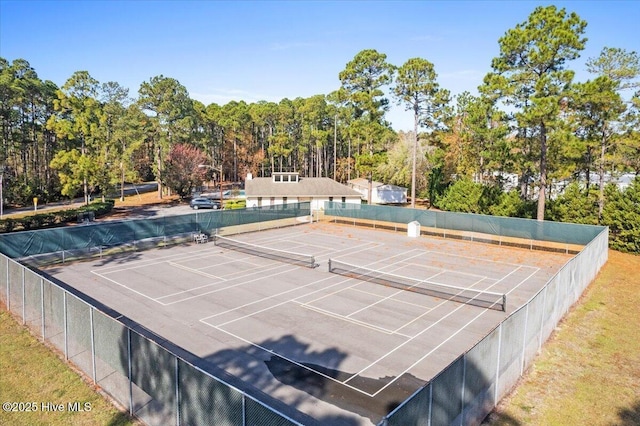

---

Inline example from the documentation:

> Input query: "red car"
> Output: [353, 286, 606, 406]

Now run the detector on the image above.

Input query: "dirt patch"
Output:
[102, 192, 182, 220]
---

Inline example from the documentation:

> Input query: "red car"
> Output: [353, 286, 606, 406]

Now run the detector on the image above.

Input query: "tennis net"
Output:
[214, 235, 318, 268]
[328, 259, 506, 311]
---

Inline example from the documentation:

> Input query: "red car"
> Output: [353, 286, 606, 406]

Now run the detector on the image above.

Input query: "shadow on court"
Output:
[109, 319, 505, 425]
[197, 334, 502, 425]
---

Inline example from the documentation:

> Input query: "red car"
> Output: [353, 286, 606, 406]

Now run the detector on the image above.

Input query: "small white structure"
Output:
[407, 221, 421, 238]
[347, 178, 408, 204]
[245, 172, 362, 211]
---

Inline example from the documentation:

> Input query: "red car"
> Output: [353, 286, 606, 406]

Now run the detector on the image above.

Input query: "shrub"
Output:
[547, 182, 599, 225]
[603, 178, 640, 253]
[0, 200, 115, 234]
[435, 179, 484, 213]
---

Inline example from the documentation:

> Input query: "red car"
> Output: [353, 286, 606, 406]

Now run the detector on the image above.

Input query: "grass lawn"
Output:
[0, 309, 138, 426]
[486, 249, 640, 425]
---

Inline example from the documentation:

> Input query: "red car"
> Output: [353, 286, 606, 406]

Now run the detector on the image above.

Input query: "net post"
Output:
[502, 294, 507, 312]
[328, 258, 332, 272]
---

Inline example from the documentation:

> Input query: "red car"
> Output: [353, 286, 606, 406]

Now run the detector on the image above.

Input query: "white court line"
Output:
[198, 238, 543, 396]
[93, 247, 264, 277]
[210, 325, 379, 397]
[91, 256, 293, 306]
[93, 248, 221, 274]
[401, 260, 491, 281]
[325, 240, 383, 260]
[368, 268, 540, 397]
[297, 303, 412, 338]
[200, 249, 426, 329]
[163, 263, 296, 305]
[339, 252, 440, 319]
[506, 267, 540, 294]
[206, 261, 506, 398]
[166, 261, 228, 281]
[340, 266, 522, 388]
[300, 249, 423, 308]
[345, 268, 453, 320]
[91, 271, 160, 303]
[159, 261, 297, 302]
[206, 273, 363, 327]
[392, 276, 494, 334]
[343, 265, 526, 392]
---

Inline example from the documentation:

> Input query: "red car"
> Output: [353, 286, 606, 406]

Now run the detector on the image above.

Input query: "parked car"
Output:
[189, 197, 221, 210]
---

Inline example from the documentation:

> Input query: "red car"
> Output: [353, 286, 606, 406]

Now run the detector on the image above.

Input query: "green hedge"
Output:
[0, 200, 115, 234]
[224, 199, 246, 209]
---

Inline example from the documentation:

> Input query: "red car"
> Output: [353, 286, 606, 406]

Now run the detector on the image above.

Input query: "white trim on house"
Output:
[245, 175, 362, 211]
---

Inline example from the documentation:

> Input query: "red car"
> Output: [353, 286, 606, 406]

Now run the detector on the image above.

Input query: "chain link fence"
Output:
[0, 203, 311, 266]
[321, 203, 609, 426]
[0, 203, 315, 426]
[0, 255, 313, 426]
[324, 202, 602, 253]
[1, 203, 609, 425]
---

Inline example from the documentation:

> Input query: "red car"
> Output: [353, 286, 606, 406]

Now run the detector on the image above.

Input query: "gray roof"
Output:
[348, 178, 407, 192]
[245, 177, 362, 198]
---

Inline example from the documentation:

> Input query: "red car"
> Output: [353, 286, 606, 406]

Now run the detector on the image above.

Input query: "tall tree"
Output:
[339, 50, 395, 153]
[112, 104, 149, 200]
[163, 143, 207, 197]
[454, 93, 511, 184]
[138, 75, 194, 198]
[393, 57, 450, 207]
[47, 71, 103, 204]
[339, 49, 395, 202]
[481, 5, 587, 220]
[568, 77, 625, 221]
[586, 47, 640, 92]
[577, 47, 640, 221]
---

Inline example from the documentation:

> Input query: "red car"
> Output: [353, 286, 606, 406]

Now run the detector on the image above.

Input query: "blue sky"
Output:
[1, 1, 639, 130]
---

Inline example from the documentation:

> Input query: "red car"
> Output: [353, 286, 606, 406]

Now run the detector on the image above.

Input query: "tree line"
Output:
[1, 6, 639, 248]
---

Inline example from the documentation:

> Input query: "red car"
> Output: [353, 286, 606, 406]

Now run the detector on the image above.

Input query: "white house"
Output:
[347, 178, 408, 204]
[245, 172, 362, 211]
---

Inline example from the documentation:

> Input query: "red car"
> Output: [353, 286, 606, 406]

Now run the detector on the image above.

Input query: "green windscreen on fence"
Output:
[324, 202, 605, 246]
[0, 202, 311, 259]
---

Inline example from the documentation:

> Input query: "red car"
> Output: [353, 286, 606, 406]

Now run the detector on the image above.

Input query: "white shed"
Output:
[347, 178, 408, 204]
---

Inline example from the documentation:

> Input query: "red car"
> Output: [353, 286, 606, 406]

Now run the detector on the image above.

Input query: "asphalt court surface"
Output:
[47, 221, 573, 425]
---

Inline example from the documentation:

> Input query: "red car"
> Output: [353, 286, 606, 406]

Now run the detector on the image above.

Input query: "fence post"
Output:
[428, 382, 433, 426]
[21, 266, 25, 324]
[539, 285, 547, 351]
[521, 304, 529, 375]
[242, 394, 246, 426]
[40, 278, 45, 341]
[494, 323, 502, 406]
[461, 356, 466, 426]
[90, 308, 96, 383]
[63, 291, 68, 360]
[128, 328, 133, 416]
[175, 357, 180, 426]
[5, 257, 9, 311]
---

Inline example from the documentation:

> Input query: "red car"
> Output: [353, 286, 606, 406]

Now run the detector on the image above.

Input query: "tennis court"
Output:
[45, 221, 572, 425]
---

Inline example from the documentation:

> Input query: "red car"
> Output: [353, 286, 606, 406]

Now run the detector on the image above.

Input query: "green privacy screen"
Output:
[0, 203, 311, 260]
[323, 202, 605, 246]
